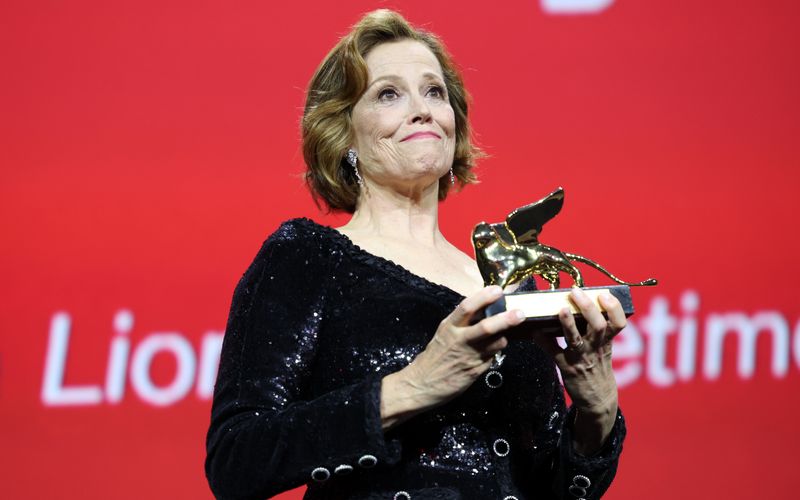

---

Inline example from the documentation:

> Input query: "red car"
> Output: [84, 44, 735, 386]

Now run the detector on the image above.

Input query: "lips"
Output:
[400, 131, 441, 142]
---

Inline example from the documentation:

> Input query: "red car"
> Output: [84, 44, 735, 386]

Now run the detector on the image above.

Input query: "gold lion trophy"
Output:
[472, 187, 657, 333]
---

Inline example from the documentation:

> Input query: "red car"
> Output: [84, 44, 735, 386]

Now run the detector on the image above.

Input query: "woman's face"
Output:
[350, 39, 456, 192]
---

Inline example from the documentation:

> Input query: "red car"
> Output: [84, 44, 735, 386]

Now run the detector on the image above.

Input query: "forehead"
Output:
[364, 39, 444, 80]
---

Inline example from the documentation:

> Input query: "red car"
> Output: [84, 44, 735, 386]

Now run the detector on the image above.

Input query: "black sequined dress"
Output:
[205, 218, 626, 500]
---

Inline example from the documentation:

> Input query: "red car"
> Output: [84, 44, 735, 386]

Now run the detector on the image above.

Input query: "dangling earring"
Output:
[346, 149, 363, 187]
[449, 167, 455, 186]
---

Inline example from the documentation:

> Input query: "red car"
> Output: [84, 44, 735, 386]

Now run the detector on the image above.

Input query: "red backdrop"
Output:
[2, 0, 799, 498]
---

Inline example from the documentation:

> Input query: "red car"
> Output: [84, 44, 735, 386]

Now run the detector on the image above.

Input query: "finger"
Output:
[569, 288, 607, 335]
[450, 286, 504, 327]
[600, 293, 627, 338]
[474, 335, 509, 357]
[558, 306, 584, 350]
[475, 355, 497, 373]
[464, 309, 524, 342]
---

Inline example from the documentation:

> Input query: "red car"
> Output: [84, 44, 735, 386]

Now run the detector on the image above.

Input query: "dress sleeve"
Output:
[550, 401, 627, 499]
[205, 227, 402, 500]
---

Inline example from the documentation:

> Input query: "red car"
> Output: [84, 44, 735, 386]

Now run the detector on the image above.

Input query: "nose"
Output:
[408, 93, 433, 124]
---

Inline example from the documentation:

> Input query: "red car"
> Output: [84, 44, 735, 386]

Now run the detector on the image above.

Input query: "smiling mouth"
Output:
[401, 132, 441, 141]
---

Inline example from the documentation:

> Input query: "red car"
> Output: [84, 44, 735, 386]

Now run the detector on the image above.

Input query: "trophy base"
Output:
[485, 285, 634, 335]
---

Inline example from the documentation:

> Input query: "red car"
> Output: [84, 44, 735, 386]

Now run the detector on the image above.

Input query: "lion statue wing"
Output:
[495, 186, 565, 245]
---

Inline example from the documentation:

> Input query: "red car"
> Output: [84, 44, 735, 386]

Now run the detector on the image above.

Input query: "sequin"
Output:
[418, 423, 494, 475]
[206, 218, 627, 500]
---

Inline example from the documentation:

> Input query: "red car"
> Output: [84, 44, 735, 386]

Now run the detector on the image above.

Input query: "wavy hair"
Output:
[301, 9, 482, 213]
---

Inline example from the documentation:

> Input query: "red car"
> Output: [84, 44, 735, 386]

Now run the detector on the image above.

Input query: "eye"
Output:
[427, 85, 446, 99]
[378, 87, 399, 101]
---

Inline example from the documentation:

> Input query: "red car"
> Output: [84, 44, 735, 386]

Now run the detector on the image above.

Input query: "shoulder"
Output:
[265, 217, 319, 245]
[252, 217, 337, 271]
[233, 218, 336, 298]
[263, 217, 336, 250]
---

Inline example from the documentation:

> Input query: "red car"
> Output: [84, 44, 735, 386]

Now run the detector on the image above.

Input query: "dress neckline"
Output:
[296, 217, 467, 301]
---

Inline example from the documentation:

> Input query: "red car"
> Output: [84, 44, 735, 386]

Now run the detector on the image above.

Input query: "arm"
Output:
[205, 232, 401, 499]
[551, 400, 627, 499]
[206, 225, 530, 498]
[379, 287, 528, 431]
[531, 288, 629, 499]
[560, 289, 624, 456]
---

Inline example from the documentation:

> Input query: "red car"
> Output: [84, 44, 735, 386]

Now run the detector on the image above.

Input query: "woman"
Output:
[206, 9, 626, 500]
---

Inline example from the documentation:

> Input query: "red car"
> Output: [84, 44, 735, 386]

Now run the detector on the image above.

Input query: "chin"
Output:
[411, 154, 449, 171]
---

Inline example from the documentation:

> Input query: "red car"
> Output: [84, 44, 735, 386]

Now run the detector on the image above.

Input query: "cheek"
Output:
[439, 107, 457, 137]
[359, 110, 400, 144]
[357, 112, 403, 164]
[352, 105, 392, 146]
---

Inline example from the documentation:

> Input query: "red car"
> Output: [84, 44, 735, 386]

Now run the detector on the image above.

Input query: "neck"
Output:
[340, 180, 443, 247]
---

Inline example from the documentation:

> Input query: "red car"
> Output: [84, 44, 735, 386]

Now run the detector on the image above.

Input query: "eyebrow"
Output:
[366, 71, 445, 90]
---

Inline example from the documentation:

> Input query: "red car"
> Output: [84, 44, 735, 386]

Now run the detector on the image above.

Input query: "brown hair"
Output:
[301, 9, 482, 213]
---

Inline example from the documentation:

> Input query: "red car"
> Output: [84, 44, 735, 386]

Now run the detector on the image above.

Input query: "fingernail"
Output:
[514, 310, 525, 321]
[490, 286, 503, 297]
[601, 293, 613, 303]
[571, 288, 584, 299]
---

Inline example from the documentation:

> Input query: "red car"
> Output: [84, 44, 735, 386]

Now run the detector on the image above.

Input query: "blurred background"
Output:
[1, 0, 798, 498]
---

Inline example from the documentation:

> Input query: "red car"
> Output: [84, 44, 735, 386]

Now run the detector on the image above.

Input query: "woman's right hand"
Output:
[380, 285, 525, 430]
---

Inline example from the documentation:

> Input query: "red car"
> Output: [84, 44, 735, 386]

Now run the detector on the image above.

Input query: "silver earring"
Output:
[354, 165, 363, 187]
[449, 167, 455, 186]
[346, 149, 363, 187]
[346, 149, 357, 167]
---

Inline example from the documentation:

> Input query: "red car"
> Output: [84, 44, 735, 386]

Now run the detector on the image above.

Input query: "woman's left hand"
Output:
[531, 287, 626, 455]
